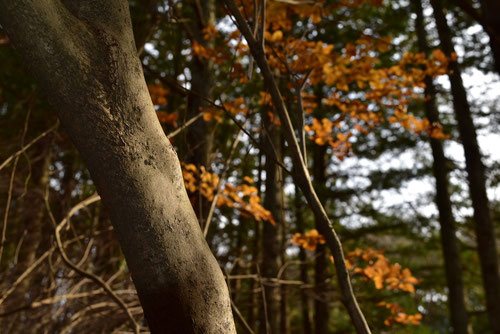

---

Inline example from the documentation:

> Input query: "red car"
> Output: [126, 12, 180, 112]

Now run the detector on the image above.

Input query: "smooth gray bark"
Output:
[0, 1, 236, 332]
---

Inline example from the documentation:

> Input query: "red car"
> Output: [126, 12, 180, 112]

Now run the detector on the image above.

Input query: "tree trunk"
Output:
[184, 0, 215, 227]
[414, 2, 469, 332]
[248, 148, 264, 331]
[479, 0, 500, 75]
[259, 110, 282, 334]
[0, 1, 236, 333]
[295, 190, 313, 334]
[279, 136, 289, 334]
[430, 1, 500, 332]
[184, 0, 215, 167]
[313, 144, 329, 334]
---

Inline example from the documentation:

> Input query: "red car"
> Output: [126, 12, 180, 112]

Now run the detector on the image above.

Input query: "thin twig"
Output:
[0, 109, 32, 262]
[296, 69, 312, 165]
[0, 289, 138, 318]
[0, 247, 54, 306]
[0, 155, 19, 262]
[203, 129, 243, 236]
[231, 299, 256, 334]
[0, 121, 59, 172]
[45, 194, 140, 334]
[256, 265, 270, 334]
[166, 113, 204, 139]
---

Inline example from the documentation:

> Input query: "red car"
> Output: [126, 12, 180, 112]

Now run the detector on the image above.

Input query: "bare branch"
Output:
[45, 193, 140, 333]
[0, 122, 59, 172]
[222, 1, 371, 333]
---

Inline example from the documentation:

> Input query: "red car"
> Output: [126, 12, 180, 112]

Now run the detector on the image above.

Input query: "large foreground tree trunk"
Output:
[414, 2, 469, 332]
[430, 0, 500, 332]
[0, 1, 236, 333]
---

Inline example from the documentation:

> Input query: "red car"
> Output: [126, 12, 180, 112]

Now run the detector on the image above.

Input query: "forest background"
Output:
[0, 0, 499, 333]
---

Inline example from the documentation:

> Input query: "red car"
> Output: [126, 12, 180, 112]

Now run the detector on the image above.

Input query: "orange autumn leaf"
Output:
[291, 229, 326, 251]
[181, 164, 275, 224]
[378, 302, 423, 327]
[346, 248, 420, 293]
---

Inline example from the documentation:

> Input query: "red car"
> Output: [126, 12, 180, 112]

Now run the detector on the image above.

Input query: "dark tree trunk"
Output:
[248, 148, 264, 331]
[414, 1, 469, 332]
[313, 144, 329, 334]
[0, 1, 236, 332]
[259, 110, 282, 334]
[280, 135, 289, 334]
[430, 1, 500, 332]
[184, 0, 215, 167]
[295, 189, 313, 334]
[184, 0, 215, 227]
[479, 0, 500, 75]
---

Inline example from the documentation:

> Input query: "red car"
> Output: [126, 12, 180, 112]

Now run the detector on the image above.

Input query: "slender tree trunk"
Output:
[279, 136, 289, 334]
[259, 110, 282, 334]
[248, 148, 264, 331]
[184, 0, 215, 226]
[479, 0, 500, 75]
[313, 144, 329, 334]
[0, 2, 236, 332]
[185, 0, 215, 166]
[295, 190, 313, 334]
[430, 1, 500, 332]
[414, 2, 469, 332]
[453, 0, 500, 75]
[130, 0, 161, 54]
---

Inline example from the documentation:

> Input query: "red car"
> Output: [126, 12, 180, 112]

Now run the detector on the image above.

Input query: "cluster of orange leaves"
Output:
[262, 0, 383, 32]
[329, 244, 422, 325]
[291, 230, 422, 327]
[377, 301, 423, 326]
[389, 109, 449, 139]
[304, 118, 352, 160]
[193, 1, 451, 146]
[258, 29, 451, 147]
[320, 40, 454, 116]
[191, 1, 450, 159]
[291, 229, 326, 251]
[346, 248, 419, 293]
[182, 163, 275, 223]
[321, 46, 452, 139]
